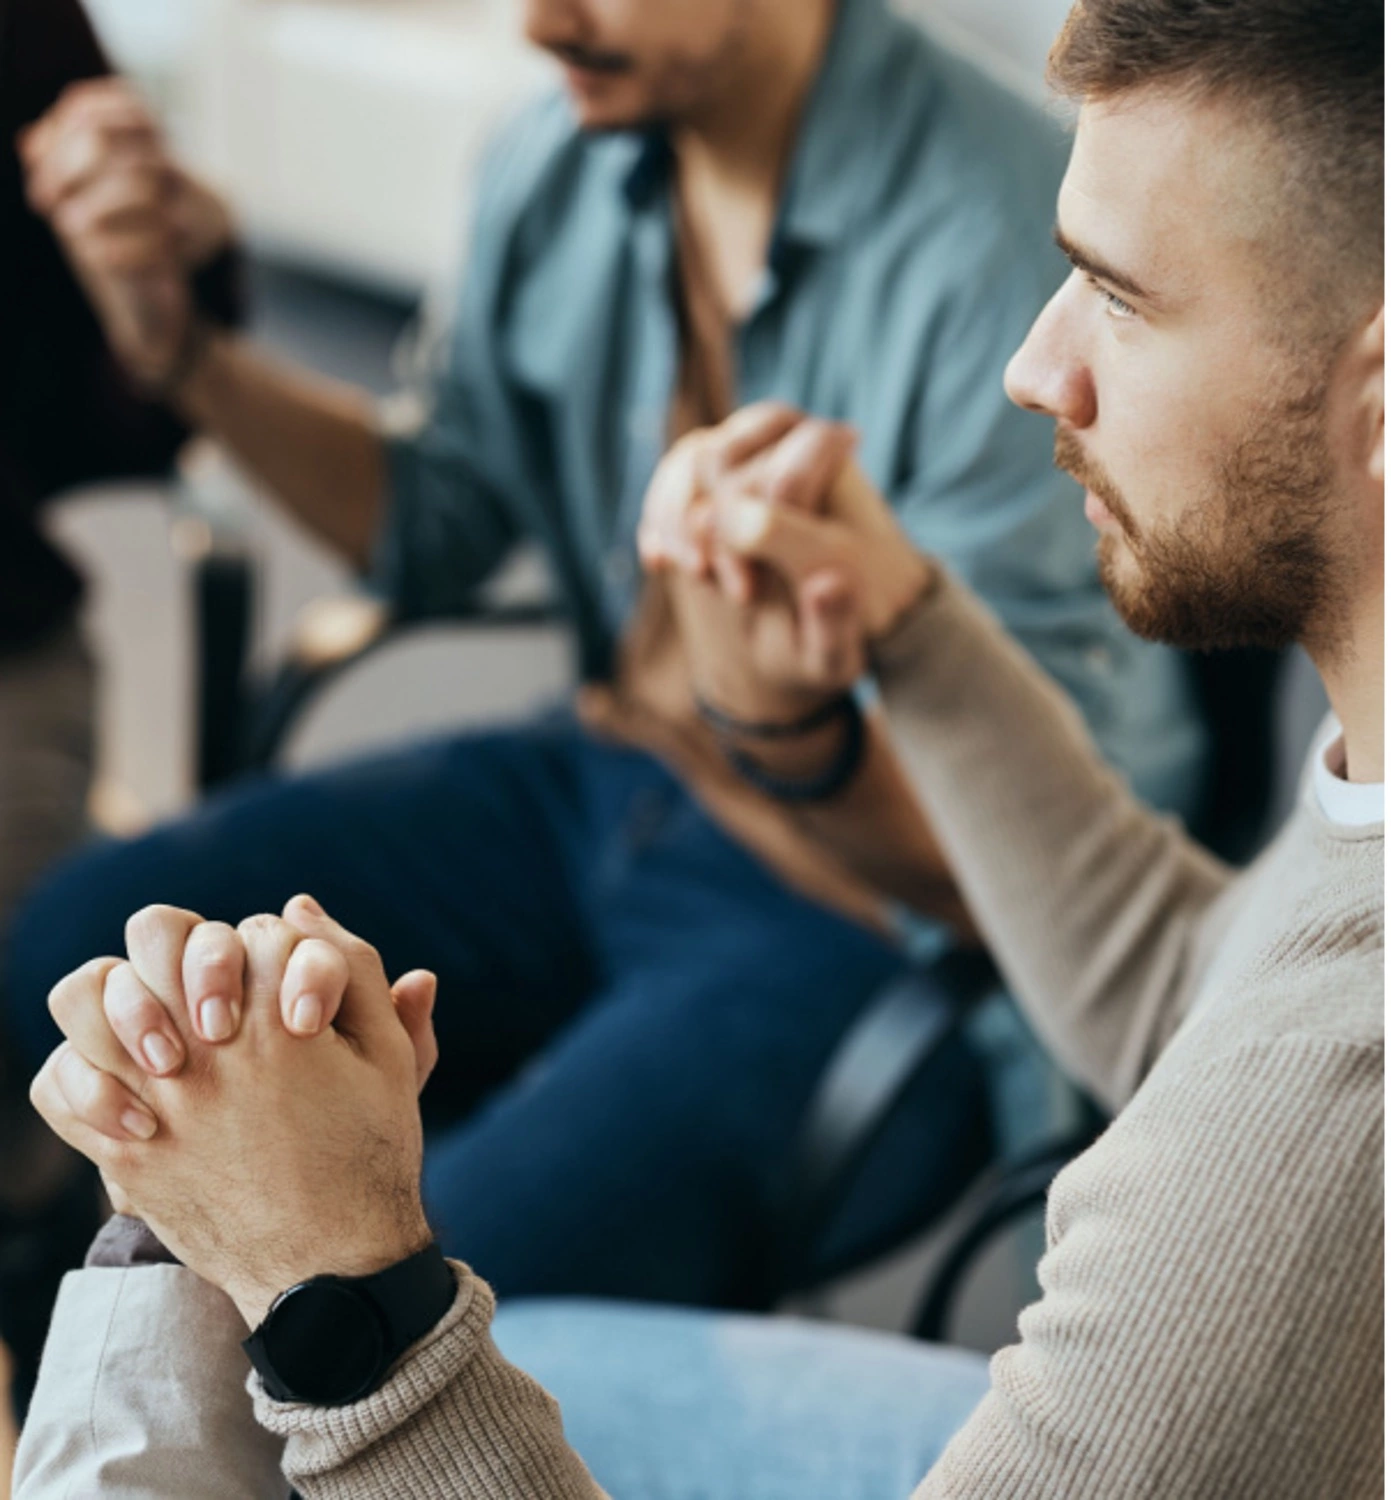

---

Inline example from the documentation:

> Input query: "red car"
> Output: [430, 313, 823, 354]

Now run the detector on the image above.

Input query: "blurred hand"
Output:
[30, 898, 439, 1324]
[712, 432, 937, 649]
[639, 402, 935, 708]
[18, 78, 235, 387]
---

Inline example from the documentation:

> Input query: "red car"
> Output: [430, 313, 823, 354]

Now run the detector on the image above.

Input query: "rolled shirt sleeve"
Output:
[13, 1266, 289, 1500]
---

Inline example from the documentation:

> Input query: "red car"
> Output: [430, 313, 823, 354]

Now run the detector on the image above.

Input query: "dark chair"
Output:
[191, 550, 1285, 1325]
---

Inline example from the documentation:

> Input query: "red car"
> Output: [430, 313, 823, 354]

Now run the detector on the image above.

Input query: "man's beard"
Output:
[1055, 384, 1343, 653]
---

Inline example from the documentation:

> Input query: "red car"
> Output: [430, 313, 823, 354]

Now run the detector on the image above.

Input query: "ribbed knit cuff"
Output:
[870, 568, 992, 701]
[249, 1262, 492, 1479]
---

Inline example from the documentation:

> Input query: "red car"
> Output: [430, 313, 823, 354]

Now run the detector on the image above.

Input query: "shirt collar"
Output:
[1313, 718, 1385, 829]
[775, 0, 909, 250]
[621, 0, 913, 251]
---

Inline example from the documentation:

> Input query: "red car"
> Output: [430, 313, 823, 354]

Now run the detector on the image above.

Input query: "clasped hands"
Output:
[30, 896, 439, 1328]
[19, 77, 234, 387]
[637, 401, 935, 727]
[29, 402, 933, 1330]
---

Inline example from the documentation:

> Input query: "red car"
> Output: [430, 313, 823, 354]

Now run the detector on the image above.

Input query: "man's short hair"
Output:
[1049, 1, 1383, 341]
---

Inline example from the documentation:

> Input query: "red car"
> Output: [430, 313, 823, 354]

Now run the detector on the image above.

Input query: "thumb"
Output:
[391, 970, 439, 1095]
[713, 490, 847, 586]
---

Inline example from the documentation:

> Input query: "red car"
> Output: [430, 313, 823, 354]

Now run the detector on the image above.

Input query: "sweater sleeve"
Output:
[254, 1264, 607, 1500]
[912, 1033, 1384, 1498]
[875, 573, 1232, 1109]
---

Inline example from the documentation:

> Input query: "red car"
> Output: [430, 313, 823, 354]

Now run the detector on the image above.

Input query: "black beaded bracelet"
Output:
[720, 693, 867, 804]
[694, 690, 854, 742]
[138, 313, 214, 405]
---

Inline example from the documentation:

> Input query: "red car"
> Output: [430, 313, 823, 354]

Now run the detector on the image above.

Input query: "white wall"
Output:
[85, 0, 1079, 294]
[899, 0, 1076, 98]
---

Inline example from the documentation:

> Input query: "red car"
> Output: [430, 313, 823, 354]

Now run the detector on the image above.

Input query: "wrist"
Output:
[695, 686, 855, 783]
[135, 312, 217, 408]
[693, 668, 835, 730]
[720, 694, 868, 804]
[868, 551, 938, 640]
[242, 1239, 456, 1407]
[167, 324, 234, 423]
[227, 1216, 435, 1330]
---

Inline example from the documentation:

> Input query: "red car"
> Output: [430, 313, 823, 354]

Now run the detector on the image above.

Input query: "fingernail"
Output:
[296, 893, 323, 915]
[200, 997, 234, 1042]
[291, 995, 322, 1035]
[142, 1032, 180, 1074]
[122, 1108, 157, 1141]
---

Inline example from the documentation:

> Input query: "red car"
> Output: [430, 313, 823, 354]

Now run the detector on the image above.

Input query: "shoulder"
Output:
[472, 89, 636, 264]
[1114, 1019, 1382, 1188]
[1049, 1026, 1382, 1287]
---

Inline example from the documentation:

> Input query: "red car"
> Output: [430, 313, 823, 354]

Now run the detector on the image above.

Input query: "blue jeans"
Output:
[493, 1299, 991, 1499]
[5, 715, 991, 1305]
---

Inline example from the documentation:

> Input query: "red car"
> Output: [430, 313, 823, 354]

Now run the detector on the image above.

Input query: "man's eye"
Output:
[1087, 275, 1137, 320]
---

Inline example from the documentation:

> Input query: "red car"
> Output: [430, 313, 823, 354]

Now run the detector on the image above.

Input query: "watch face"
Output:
[262, 1278, 389, 1406]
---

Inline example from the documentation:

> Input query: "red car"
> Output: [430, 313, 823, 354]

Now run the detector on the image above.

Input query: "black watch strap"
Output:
[244, 1241, 456, 1407]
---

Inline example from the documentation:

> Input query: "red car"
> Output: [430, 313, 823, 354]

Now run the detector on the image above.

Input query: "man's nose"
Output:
[522, 0, 586, 47]
[1004, 282, 1096, 430]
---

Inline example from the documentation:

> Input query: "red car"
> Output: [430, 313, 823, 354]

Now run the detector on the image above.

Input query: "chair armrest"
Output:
[772, 947, 998, 1298]
[240, 594, 566, 775]
[194, 549, 255, 791]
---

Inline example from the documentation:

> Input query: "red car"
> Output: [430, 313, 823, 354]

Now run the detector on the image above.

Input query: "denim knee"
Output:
[3, 835, 129, 1073]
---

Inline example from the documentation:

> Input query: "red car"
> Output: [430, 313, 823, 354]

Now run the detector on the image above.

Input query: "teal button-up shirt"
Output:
[377, 0, 1204, 811]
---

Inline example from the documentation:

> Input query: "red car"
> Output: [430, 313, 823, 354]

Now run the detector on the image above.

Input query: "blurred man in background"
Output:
[0, 0, 242, 1416]
[8, 0, 1202, 1334]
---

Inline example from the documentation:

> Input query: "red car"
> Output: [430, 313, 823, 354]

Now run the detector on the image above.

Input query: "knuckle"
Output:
[99, 1138, 143, 1179]
[100, 962, 147, 1024]
[28, 1059, 55, 1115]
[307, 939, 348, 976]
[345, 933, 379, 966]
[87, 1069, 126, 1116]
[46, 976, 72, 1026]
[125, 903, 178, 954]
[47, 957, 104, 1027]
[188, 927, 241, 982]
[236, 912, 285, 946]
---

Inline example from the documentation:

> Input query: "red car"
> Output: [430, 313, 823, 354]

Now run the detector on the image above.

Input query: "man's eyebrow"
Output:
[1053, 226, 1156, 304]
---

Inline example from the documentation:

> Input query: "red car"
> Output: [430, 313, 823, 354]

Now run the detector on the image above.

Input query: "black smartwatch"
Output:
[243, 1241, 456, 1406]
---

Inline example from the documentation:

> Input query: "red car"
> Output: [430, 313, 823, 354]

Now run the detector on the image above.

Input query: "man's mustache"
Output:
[1054, 428, 1142, 545]
[546, 42, 635, 75]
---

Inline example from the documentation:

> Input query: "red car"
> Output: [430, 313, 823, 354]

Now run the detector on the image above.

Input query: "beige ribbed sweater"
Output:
[255, 575, 1384, 1499]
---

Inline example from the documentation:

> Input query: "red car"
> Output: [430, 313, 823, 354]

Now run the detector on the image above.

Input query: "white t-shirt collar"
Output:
[1313, 719, 1384, 828]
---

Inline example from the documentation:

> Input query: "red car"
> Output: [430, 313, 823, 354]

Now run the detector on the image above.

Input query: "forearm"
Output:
[175, 331, 385, 567]
[874, 573, 1231, 1107]
[779, 718, 974, 935]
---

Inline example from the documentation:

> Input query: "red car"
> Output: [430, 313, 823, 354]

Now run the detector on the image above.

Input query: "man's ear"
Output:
[1358, 305, 1383, 489]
